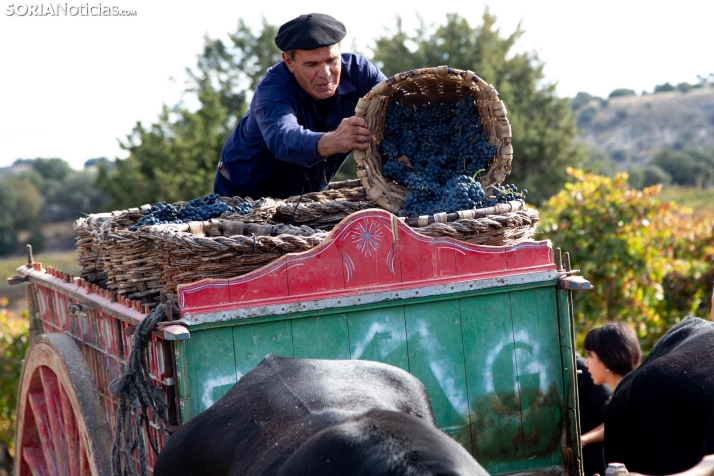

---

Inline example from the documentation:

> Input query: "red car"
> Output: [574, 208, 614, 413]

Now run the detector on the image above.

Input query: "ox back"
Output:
[605, 316, 714, 474]
[154, 355, 489, 475]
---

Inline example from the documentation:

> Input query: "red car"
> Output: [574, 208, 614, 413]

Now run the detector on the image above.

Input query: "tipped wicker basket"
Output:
[353, 65, 513, 214]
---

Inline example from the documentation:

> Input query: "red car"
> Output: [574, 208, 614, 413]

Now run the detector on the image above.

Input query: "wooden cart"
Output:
[11, 209, 591, 475]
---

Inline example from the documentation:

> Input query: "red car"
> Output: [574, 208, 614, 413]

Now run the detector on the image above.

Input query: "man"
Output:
[215, 13, 386, 199]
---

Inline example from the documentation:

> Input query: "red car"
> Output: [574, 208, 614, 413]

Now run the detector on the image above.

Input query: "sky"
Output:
[1, 0, 713, 170]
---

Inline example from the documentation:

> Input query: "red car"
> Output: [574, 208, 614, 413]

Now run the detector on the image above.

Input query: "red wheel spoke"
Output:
[21, 446, 51, 476]
[59, 384, 81, 476]
[28, 389, 59, 475]
[40, 366, 71, 476]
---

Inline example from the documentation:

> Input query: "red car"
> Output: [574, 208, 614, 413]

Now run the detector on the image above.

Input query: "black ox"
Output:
[605, 316, 714, 474]
[155, 355, 488, 476]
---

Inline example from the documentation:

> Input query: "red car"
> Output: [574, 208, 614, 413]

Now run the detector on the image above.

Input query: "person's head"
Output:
[584, 322, 641, 384]
[275, 13, 346, 101]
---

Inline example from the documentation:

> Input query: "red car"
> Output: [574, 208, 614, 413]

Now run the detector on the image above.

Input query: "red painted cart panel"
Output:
[179, 210, 554, 315]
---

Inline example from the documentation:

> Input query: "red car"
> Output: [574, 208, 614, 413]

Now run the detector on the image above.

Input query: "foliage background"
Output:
[0, 303, 29, 452]
[539, 168, 714, 351]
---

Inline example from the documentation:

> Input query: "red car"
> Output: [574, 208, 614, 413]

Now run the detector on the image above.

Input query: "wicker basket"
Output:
[73, 186, 379, 302]
[415, 206, 538, 246]
[151, 224, 328, 295]
[353, 65, 513, 214]
[73, 182, 538, 303]
[74, 208, 147, 287]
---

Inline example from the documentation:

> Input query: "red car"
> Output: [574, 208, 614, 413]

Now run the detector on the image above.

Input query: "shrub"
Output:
[0, 302, 29, 454]
[540, 168, 714, 351]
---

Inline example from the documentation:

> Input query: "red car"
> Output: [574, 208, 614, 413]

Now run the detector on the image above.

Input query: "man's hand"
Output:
[317, 116, 370, 157]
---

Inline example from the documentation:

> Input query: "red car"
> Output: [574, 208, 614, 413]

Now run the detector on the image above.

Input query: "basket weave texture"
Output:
[74, 188, 376, 302]
[353, 65, 513, 214]
[74, 185, 537, 305]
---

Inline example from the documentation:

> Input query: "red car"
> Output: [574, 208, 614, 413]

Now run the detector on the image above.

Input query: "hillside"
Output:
[575, 86, 714, 166]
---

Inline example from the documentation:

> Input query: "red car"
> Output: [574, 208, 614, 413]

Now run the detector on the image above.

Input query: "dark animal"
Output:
[155, 355, 488, 476]
[605, 316, 714, 474]
[576, 355, 612, 476]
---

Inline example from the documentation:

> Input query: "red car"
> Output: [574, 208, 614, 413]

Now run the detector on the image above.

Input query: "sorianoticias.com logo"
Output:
[5, 3, 137, 16]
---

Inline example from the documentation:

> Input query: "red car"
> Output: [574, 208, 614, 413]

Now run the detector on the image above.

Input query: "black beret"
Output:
[275, 13, 346, 51]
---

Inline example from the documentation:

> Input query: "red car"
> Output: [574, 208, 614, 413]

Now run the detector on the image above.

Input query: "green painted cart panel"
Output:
[292, 313, 350, 359]
[186, 326, 238, 414]
[174, 281, 577, 475]
[510, 287, 563, 468]
[232, 320, 294, 379]
[347, 307, 409, 371]
[405, 300, 473, 453]
[461, 292, 526, 474]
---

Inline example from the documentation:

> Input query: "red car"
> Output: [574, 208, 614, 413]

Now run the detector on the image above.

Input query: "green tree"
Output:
[97, 87, 229, 207]
[31, 158, 72, 186]
[97, 20, 281, 209]
[17, 158, 110, 219]
[676, 82, 693, 93]
[0, 175, 43, 256]
[641, 164, 672, 188]
[46, 169, 109, 215]
[608, 88, 636, 99]
[0, 181, 17, 254]
[654, 82, 675, 93]
[84, 157, 113, 169]
[371, 12, 587, 203]
[540, 168, 714, 351]
[570, 91, 604, 111]
[26, 157, 75, 214]
[650, 149, 714, 187]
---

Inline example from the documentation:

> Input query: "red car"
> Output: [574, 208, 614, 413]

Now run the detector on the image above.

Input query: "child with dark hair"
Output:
[584, 322, 642, 381]
[580, 323, 642, 464]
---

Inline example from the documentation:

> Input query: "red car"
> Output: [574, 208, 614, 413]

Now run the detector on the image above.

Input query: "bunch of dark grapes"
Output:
[236, 202, 253, 215]
[482, 184, 528, 208]
[128, 194, 252, 231]
[379, 97, 526, 216]
[440, 175, 487, 212]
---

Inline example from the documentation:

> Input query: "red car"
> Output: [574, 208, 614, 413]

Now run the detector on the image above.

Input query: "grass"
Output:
[0, 250, 80, 315]
[0, 250, 80, 283]
[658, 186, 714, 217]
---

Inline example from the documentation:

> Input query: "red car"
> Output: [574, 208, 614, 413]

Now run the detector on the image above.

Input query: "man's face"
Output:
[282, 44, 341, 101]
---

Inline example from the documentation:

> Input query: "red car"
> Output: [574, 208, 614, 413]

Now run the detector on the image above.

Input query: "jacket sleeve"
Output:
[252, 91, 325, 167]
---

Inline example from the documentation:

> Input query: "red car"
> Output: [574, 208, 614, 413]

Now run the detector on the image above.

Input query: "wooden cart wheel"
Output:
[15, 334, 113, 476]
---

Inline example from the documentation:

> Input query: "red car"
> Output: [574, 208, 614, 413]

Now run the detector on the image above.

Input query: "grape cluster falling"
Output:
[379, 98, 526, 216]
[128, 194, 253, 231]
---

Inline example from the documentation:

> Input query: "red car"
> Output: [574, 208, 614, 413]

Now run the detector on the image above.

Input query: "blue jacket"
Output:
[218, 52, 386, 199]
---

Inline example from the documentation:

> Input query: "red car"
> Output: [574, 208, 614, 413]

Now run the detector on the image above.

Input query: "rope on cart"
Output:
[109, 303, 173, 476]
